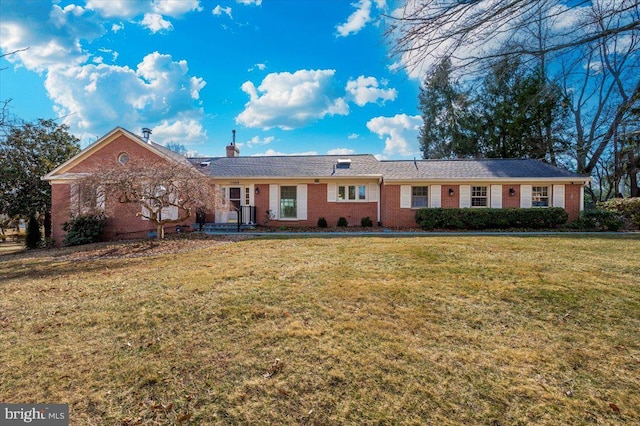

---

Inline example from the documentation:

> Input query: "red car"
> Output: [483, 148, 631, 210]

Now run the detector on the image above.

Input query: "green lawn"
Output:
[1, 235, 639, 425]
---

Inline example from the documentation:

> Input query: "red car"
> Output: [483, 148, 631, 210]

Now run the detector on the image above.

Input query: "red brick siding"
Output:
[50, 183, 71, 245]
[50, 135, 194, 245]
[502, 185, 520, 208]
[380, 185, 415, 228]
[441, 185, 460, 208]
[261, 183, 378, 228]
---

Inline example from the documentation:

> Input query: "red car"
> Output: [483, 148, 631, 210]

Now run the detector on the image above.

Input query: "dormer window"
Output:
[117, 152, 129, 165]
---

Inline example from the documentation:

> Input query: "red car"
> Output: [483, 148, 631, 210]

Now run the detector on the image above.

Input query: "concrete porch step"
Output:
[198, 222, 256, 233]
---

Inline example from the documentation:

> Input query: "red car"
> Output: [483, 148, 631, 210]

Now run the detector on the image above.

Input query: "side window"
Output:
[471, 186, 488, 207]
[412, 186, 428, 208]
[532, 186, 549, 207]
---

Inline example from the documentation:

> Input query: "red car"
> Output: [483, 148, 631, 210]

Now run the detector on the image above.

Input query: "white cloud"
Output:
[98, 47, 119, 62]
[253, 149, 318, 156]
[366, 114, 422, 157]
[248, 63, 267, 72]
[153, 0, 203, 16]
[44, 52, 206, 144]
[111, 22, 124, 32]
[348, 133, 359, 139]
[152, 119, 206, 145]
[0, 3, 102, 72]
[140, 13, 174, 33]
[345, 76, 397, 106]
[243, 136, 274, 147]
[213, 5, 233, 18]
[327, 148, 356, 155]
[85, 0, 201, 18]
[336, 0, 372, 37]
[85, 0, 148, 18]
[236, 69, 349, 130]
[237, 0, 262, 5]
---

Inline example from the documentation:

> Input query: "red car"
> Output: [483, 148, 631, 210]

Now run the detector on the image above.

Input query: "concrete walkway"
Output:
[203, 230, 639, 238]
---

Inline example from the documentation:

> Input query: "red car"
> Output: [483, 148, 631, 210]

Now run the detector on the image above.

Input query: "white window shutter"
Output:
[141, 204, 150, 221]
[327, 183, 337, 202]
[249, 184, 255, 206]
[297, 184, 307, 220]
[400, 185, 412, 208]
[521, 185, 532, 208]
[368, 183, 378, 202]
[161, 206, 178, 220]
[491, 185, 502, 208]
[431, 185, 441, 208]
[459, 185, 471, 208]
[269, 184, 279, 219]
[553, 185, 565, 208]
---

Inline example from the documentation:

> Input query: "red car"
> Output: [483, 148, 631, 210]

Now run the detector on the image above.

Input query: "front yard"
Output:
[1, 235, 639, 424]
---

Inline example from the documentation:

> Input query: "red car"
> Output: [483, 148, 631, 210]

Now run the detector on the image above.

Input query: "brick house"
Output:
[43, 127, 590, 242]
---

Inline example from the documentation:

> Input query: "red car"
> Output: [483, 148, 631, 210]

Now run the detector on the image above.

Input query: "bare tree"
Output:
[79, 158, 224, 239]
[387, 1, 640, 75]
[388, 0, 640, 203]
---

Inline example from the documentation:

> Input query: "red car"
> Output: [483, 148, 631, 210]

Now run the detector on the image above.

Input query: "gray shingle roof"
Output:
[379, 159, 585, 180]
[187, 155, 586, 181]
[188, 155, 382, 178]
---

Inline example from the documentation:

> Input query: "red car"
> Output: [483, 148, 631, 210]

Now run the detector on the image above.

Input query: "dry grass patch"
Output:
[1, 235, 639, 425]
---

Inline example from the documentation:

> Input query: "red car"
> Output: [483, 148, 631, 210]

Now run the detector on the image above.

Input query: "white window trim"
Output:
[411, 186, 429, 209]
[532, 185, 550, 208]
[269, 184, 307, 221]
[337, 184, 368, 202]
[471, 186, 489, 208]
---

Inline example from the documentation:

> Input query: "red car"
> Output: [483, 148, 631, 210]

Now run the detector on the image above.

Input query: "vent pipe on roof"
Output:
[141, 127, 152, 143]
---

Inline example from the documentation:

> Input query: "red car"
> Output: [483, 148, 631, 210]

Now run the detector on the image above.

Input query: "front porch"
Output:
[195, 205, 257, 233]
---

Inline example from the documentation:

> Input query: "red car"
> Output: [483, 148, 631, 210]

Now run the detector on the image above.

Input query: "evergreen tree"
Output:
[418, 58, 474, 159]
[0, 119, 80, 238]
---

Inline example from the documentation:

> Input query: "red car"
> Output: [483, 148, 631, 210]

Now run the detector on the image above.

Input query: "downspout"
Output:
[377, 177, 383, 226]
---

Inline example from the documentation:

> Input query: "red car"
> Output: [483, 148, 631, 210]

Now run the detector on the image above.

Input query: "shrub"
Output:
[337, 217, 348, 227]
[361, 216, 373, 227]
[25, 215, 41, 249]
[415, 208, 568, 230]
[317, 217, 328, 228]
[568, 210, 624, 231]
[62, 214, 107, 246]
[597, 197, 640, 228]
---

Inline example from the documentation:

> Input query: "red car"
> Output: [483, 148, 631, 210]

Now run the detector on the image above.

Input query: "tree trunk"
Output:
[157, 223, 164, 240]
[44, 209, 52, 240]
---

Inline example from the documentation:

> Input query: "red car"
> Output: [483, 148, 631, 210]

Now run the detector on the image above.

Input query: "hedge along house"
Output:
[43, 127, 590, 243]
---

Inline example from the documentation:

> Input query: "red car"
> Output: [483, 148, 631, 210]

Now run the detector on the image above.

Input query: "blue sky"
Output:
[0, 0, 423, 159]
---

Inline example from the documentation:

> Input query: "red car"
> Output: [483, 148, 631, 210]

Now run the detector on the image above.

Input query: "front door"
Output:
[227, 187, 242, 222]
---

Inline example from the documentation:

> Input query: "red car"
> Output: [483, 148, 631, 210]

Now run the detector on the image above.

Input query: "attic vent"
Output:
[336, 158, 352, 169]
[200, 161, 211, 167]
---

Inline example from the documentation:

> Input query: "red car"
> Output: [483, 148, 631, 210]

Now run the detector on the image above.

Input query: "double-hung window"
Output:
[471, 186, 488, 207]
[532, 186, 549, 207]
[338, 185, 366, 201]
[280, 186, 297, 218]
[412, 186, 428, 208]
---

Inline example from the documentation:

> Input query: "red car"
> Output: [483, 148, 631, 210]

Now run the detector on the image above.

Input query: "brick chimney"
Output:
[226, 129, 239, 157]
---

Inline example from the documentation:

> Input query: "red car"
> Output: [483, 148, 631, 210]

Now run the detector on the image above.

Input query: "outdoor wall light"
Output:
[509, 188, 516, 196]
[448, 188, 455, 196]
[255, 187, 260, 195]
